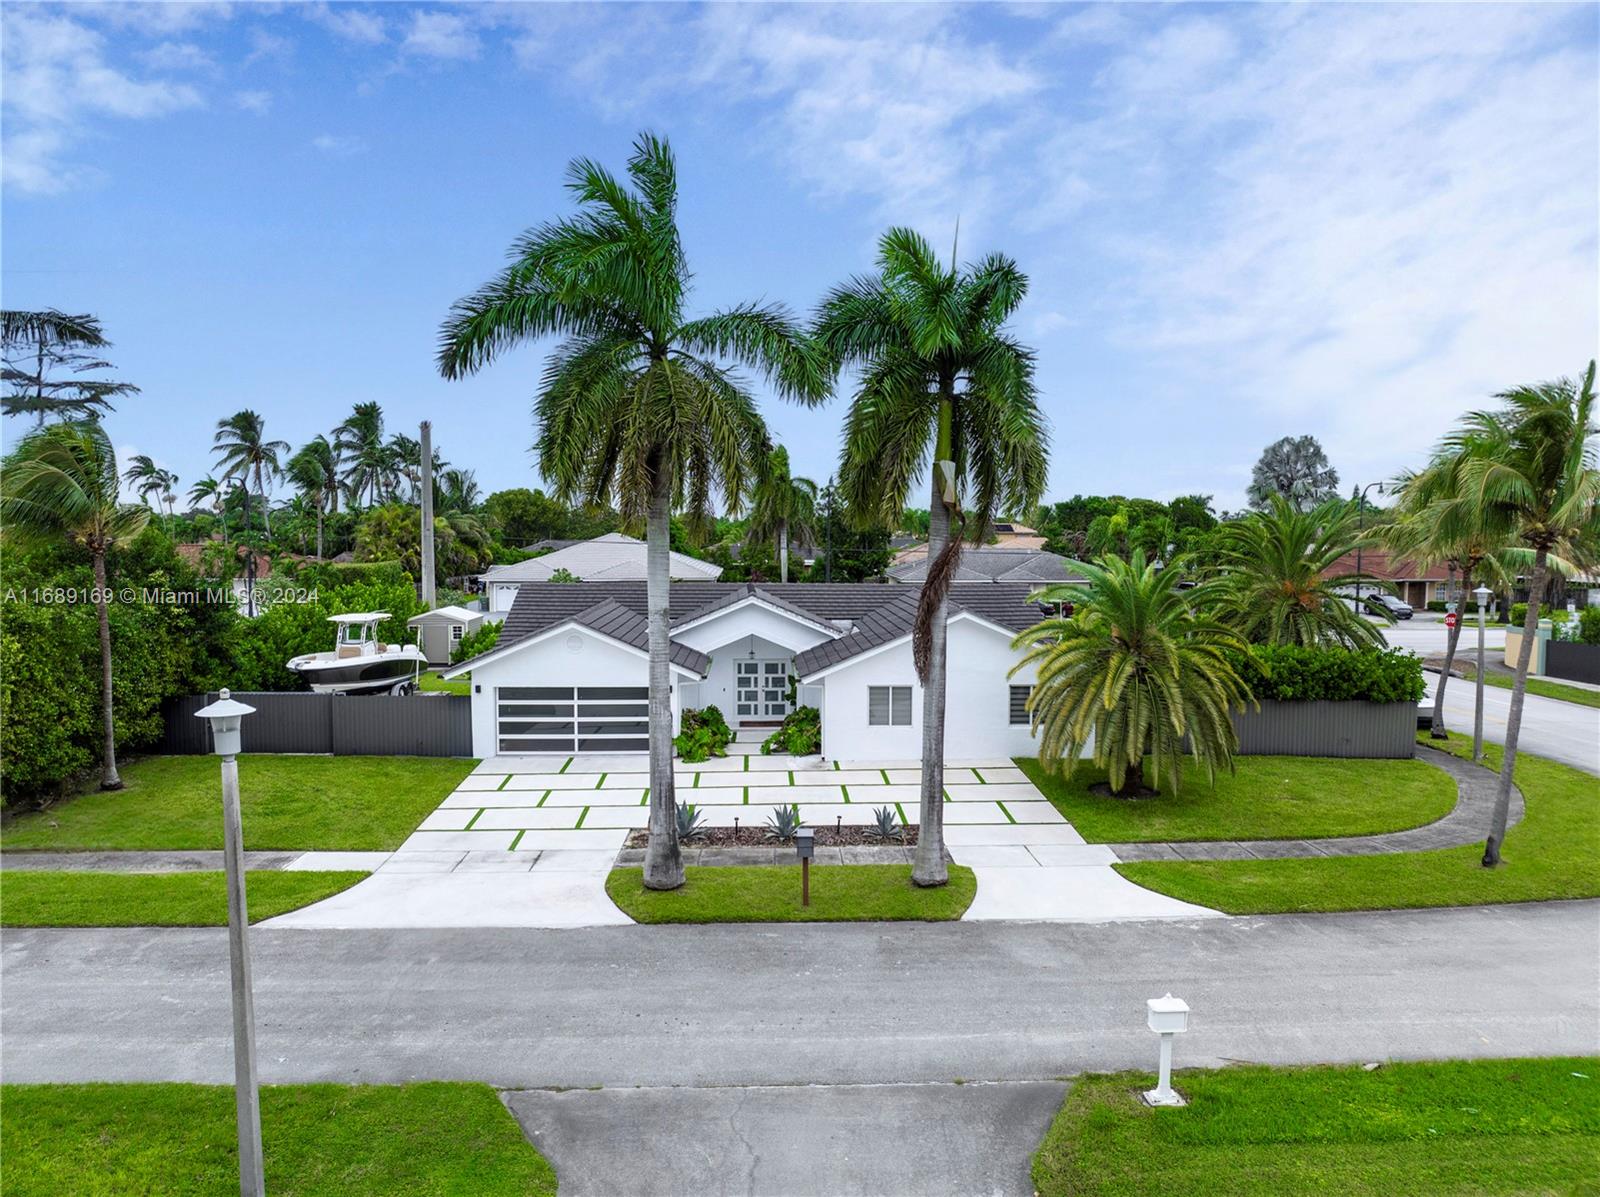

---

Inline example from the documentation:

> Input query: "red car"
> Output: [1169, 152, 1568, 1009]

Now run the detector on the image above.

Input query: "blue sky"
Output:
[4, 2, 1596, 514]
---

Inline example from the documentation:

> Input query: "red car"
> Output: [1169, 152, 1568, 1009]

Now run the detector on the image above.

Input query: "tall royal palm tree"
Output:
[1210, 495, 1390, 649]
[438, 132, 827, 890]
[815, 227, 1047, 886]
[1, 422, 151, 788]
[334, 402, 391, 507]
[188, 474, 227, 542]
[747, 444, 817, 583]
[213, 410, 288, 541]
[287, 435, 340, 560]
[1443, 363, 1599, 866]
[1013, 553, 1253, 796]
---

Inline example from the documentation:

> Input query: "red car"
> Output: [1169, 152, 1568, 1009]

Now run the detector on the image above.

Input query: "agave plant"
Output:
[675, 803, 708, 842]
[763, 803, 803, 843]
[865, 805, 905, 843]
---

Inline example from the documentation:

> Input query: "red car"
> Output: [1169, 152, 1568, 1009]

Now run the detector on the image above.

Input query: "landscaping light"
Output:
[795, 827, 815, 907]
[1142, 993, 1190, 1108]
[193, 689, 265, 1197]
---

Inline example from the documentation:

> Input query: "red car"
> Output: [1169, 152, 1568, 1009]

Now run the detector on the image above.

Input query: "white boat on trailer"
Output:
[287, 612, 424, 694]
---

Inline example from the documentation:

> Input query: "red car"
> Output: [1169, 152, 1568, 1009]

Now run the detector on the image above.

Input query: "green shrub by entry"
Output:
[1235, 645, 1425, 704]
[675, 705, 734, 763]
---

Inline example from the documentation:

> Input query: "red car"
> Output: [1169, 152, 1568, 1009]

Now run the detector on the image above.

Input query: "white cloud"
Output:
[234, 89, 272, 114]
[306, 4, 386, 45]
[1, 8, 203, 194]
[139, 41, 215, 73]
[311, 132, 367, 157]
[244, 27, 292, 64]
[401, 11, 480, 61]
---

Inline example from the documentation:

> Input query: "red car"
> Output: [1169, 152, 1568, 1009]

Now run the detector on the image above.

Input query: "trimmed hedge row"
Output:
[1235, 645, 1426, 705]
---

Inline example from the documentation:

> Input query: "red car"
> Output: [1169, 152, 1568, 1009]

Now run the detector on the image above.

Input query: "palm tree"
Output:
[287, 435, 339, 560]
[213, 410, 288, 540]
[1210, 495, 1389, 648]
[388, 433, 446, 504]
[747, 445, 817, 583]
[438, 132, 827, 891]
[188, 475, 227, 542]
[1, 422, 151, 788]
[815, 227, 1047, 887]
[1, 309, 140, 424]
[121, 455, 179, 534]
[334, 402, 391, 507]
[1383, 460, 1514, 739]
[438, 467, 481, 513]
[1441, 363, 1599, 866]
[1012, 553, 1253, 796]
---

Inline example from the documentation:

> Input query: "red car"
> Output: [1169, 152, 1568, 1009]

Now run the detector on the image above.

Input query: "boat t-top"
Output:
[286, 612, 423, 694]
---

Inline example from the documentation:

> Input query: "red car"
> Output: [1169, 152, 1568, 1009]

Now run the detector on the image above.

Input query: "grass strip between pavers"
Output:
[606, 864, 976, 923]
[789, 770, 795, 785]
[895, 801, 909, 825]
[508, 830, 526, 852]
[1031, 1058, 1600, 1197]
[0, 1081, 558, 1197]
[0, 871, 366, 927]
[743, 786, 749, 804]
[880, 768, 891, 784]
[640, 790, 649, 806]
[574, 806, 589, 829]
[973, 768, 987, 784]
[536, 789, 552, 808]
[996, 800, 1017, 825]
[464, 808, 484, 830]
[496, 775, 511, 791]
[841, 785, 851, 803]
[744, 755, 750, 772]
[594, 772, 606, 789]
[558, 757, 572, 774]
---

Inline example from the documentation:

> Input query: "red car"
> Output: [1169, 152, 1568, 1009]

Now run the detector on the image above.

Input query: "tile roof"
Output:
[570, 598, 710, 673]
[887, 548, 1086, 584]
[672, 584, 844, 634]
[1327, 549, 1446, 582]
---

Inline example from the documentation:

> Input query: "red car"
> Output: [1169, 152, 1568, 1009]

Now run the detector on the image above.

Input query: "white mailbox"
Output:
[1146, 993, 1190, 1035]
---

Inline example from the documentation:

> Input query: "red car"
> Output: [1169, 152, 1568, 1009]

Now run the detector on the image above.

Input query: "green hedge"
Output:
[1236, 645, 1426, 704]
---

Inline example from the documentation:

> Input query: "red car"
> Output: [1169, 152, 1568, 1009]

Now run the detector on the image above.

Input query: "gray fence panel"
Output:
[161, 693, 212, 754]
[1547, 641, 1600, 685]
[232, 692, 335, 754]
[329, 694, 472, 757]
[1231, 700, 1417, 758]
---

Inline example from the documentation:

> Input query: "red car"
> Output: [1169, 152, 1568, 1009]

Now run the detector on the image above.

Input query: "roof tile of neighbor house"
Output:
[1327, 549, 1446, 582]
[886, 547, 1085, 584]
[478, 580, 1052, 677]
[480, 532, 723, 583]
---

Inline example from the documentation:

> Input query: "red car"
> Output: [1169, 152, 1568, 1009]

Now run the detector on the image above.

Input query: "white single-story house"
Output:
[477, 532, 723, 614]
[443, 581, 1049, 761]
[407, 604, 489, 666]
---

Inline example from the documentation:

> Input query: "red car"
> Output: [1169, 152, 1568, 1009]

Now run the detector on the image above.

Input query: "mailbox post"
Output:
[194, 689, 265, 1197]
[795, 828, 815, 907]
[1142, 993, 1190, 1108]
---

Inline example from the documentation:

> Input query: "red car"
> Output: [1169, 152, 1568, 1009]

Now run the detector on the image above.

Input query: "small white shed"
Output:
[407, 604, 487, 666]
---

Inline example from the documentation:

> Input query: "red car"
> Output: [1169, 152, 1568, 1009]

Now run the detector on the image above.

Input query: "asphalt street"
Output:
[1422, 669, 1599, 774]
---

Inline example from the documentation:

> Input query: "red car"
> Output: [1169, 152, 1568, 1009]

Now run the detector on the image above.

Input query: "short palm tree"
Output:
[816, 227, 1047, 886]
[1012, 552, 1254, 796]
[438, 131, 828, 890]
[747, 445, 817, 582]
[287, 435, 340, 560]
[187, 475, 227, 541]
[1442, 362, 1599, 865]
[213, 410, 287, 541]
[1210, 495, 1389, 649]
[1, 422, 151, 788]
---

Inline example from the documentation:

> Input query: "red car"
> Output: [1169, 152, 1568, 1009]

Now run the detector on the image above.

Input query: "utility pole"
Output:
[419, 420, 436, 609]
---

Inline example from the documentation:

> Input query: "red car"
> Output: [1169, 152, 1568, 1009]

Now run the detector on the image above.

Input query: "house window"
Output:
[449, 624, 464, 642]
[868, 685, 912, 726]
[1009, 685, 1033, 725]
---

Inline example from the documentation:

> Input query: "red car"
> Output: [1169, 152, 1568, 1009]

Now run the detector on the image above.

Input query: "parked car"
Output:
[1364, 593, 1413, 620]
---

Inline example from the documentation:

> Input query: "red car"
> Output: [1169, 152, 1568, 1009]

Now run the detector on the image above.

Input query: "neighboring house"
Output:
[443, 580, 1051, 761]
[886, 547, 1086, 586]
[1328, 549, 1450, 608]
[890, 522, 1045, 567]
[175, 542, 275, 616]
[407, 604, 489, 666]
[477, 532, 723, 613]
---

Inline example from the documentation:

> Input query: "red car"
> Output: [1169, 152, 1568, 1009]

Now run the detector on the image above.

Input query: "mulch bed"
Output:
[625, 824, 920, 849]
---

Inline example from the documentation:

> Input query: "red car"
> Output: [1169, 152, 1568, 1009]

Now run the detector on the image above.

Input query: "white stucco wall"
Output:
[673, 603, 836, 726]
[465, 626, 684, 757]
[812, 616, 1040, 762]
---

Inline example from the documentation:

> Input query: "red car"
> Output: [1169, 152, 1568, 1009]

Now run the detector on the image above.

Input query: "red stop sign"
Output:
[1445, 612, 1458, 629]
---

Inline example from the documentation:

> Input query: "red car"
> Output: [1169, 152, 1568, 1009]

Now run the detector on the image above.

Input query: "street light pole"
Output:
[1473, 585, 1490, 763]
[195, 690, 265, 1197]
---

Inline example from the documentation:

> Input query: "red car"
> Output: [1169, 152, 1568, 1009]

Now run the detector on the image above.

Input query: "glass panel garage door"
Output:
[496, 686, 649, 753]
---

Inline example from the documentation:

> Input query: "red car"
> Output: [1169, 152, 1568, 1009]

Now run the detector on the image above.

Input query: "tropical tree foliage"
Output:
[353, 502, 494, 584]
[334, 402, 393, 508]
[1, 309, 140, 425]
[816, 226, 1047, 885]
[213, 409, 287, 539]
[1209, 495, 1388, 649]
[1013, 553, 1254, 797]
[287, 436, 340, 560]
[747, 444, 817, 582]
[438, 131, 826, 890]
[1247, 434, 1340, 511]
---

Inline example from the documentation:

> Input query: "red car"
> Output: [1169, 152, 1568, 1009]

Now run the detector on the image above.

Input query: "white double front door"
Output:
[735, 658, 791, 722]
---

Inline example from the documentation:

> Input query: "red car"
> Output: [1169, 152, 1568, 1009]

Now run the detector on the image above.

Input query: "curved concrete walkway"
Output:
[1108, 745, 1523, 862]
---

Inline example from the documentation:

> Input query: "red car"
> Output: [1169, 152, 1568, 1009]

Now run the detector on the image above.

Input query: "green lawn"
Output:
[1016, 754, 1455, 843]
[1115, 736, 1600, 914]
[0, 754, 476, 852]
[417, 671, 470, 696]
[1448, 664, 1600, 709]
[0, 871, 366, 926]
[607, 863, 977, 923]
[0, 1082, 557, 1197]
[1033, 1058, 1600, 1197]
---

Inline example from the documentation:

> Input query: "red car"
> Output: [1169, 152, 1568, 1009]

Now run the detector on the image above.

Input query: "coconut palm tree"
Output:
[334, 402, 392, 507]
[1012, 552, 1253, 796]
[815, 227, 1047, 886]
[287, 435, 340, 560]
[438, 467, 481, 513]
[0, 421, 151, 788]
[1210, 495, 1389, 649]
[389, 433, 446, 504]
[1441, 362, 1599, 866]
[213, 410, 287, 540]
[188, 475, 227, 542]
[747, 444, 817, 583]
[438, 131, 827, 890]
[122, 455, 179, 534]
